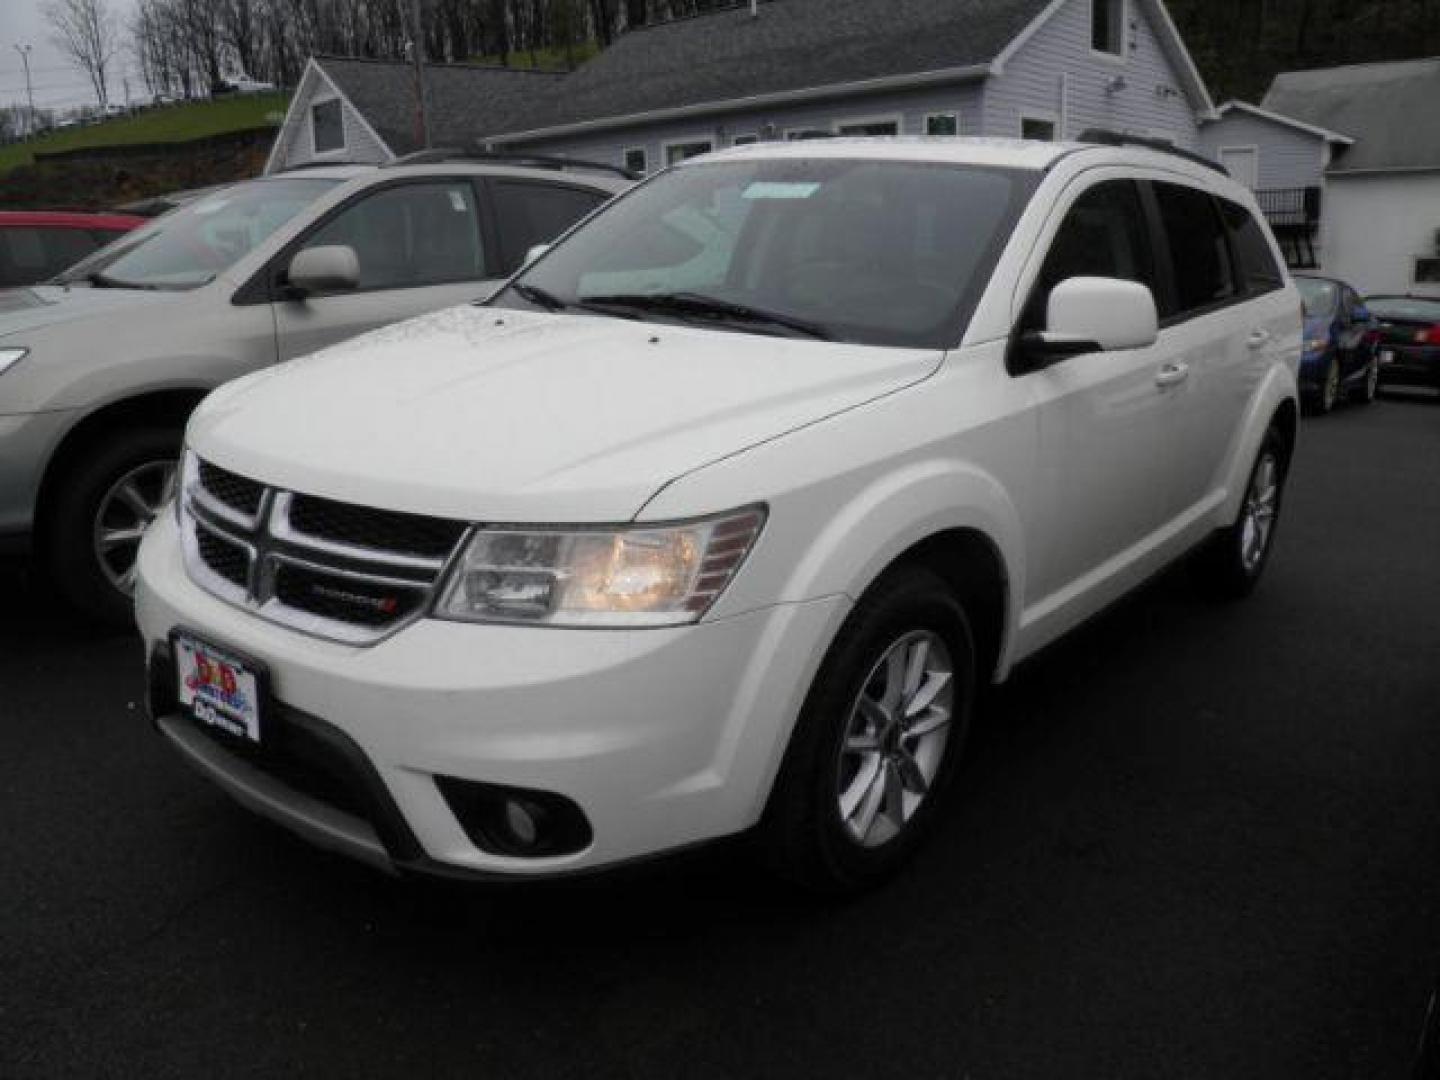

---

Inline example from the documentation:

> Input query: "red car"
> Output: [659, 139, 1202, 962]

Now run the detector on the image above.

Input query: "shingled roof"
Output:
[1263, 57, 1440, 173]
[317, 56, 567, 154]
[496, 0, 1053, 137]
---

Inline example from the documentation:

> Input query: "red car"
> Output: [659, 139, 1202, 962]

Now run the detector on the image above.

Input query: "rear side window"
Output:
[0, 226, 103, 287]
[1025, 179, 1159, 329]
[1153, 182, 1236, 316]
[1217, 198, 1284, 295]
[491, 181, 607, 274]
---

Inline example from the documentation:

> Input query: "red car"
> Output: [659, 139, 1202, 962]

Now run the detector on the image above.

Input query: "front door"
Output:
[272, 179, 498, 362]
[1018, 177, 1177, 621]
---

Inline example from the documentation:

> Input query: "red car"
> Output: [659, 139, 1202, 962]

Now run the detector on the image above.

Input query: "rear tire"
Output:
[1200, 426, 1288, 600]
[761, 566, 976, 894]
[1315, 354, 1341, 414]
[43, 426, 181, 627]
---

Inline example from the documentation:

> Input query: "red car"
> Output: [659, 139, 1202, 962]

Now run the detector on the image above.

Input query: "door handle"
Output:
[1155, 362, 1190, 389]
[1247, 329, 1272, 349]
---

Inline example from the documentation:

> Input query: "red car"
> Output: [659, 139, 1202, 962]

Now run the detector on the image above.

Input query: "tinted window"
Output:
[500, 158, 1033, 350]
[312, 99, 344, 154]
[1368, 296, 1440, 321]
[1154, 182, 1236, 316]
[492, 181, 606, 274]
[1218, 198, 1284, 295]
[304, 181, 487, 291]
[1025, 179, 1158, 329]
[0, 226, 103, 286]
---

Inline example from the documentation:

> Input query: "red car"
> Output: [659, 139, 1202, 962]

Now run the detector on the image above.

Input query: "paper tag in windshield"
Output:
[743, 182, 821, 200]
[449, 190, 468, 212]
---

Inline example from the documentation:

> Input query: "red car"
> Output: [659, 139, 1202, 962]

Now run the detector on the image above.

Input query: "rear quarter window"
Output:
[1217, 198, 1285, 296]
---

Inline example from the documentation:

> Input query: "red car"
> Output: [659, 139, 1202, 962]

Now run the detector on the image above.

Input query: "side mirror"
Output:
[1015, 276, 1159, 372]
[524, 243, 553, 267]
[286, 245, 360, 297]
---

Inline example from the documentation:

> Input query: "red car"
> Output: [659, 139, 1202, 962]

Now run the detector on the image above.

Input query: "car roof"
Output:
[273, 161, 629, 192]
[0, 210, 146, 230]
[696, 136, 1247, 193]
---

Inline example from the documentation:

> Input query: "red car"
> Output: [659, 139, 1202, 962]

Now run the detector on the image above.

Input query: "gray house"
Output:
[270, 0, 1217, 177]
[489, 0, 1216, 170]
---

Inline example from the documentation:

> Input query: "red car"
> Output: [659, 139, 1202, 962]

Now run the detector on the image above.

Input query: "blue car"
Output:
[1295, 274, 1379, 413]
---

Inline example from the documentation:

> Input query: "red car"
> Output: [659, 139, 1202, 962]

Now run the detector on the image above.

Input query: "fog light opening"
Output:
[504, 798, 541, 848]
[435, 776, 594, 859]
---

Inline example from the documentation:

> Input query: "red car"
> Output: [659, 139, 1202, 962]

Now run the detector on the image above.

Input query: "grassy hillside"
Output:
[0, 92, 289, 174]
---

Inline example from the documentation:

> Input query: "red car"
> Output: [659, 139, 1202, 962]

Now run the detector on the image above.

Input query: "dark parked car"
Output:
[1295, 273, 1378, 413]
[0, 210, 146, 289]
[1367, 295, 1440, 397]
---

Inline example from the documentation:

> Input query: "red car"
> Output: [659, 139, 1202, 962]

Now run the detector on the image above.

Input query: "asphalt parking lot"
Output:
[3, 395, 1439, 1079]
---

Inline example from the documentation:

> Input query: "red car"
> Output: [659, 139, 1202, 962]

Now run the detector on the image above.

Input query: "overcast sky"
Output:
[2, 0, 143, 112]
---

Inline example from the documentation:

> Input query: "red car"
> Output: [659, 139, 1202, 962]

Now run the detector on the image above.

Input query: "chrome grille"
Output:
[180, 455, 470, 644]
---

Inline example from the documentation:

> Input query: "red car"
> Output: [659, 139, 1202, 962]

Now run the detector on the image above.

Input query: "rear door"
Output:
[272, 178, 494, 362]
[485, 178, 609, 276]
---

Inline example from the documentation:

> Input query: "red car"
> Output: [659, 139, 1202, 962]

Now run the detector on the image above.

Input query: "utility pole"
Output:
[14, 44, 35, 138]
[407, 0, 433, 150]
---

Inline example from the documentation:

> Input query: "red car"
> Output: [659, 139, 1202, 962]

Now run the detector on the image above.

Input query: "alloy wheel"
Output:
[1366, 358, 1379, 399]
[1323, 358, 1340, 411]
[92, 459, 177, 595]
[1239, 451, 1279, 574]
[836, 629, 954, 849]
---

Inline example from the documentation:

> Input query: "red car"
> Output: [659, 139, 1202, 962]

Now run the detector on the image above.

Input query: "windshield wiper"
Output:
[82, 271, 163, 291]
[509, 282, 569, 312]
[581, 292, 832, 340]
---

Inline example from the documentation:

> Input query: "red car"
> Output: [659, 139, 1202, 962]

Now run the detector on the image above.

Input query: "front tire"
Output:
[1200, 426, 1288, 599]
[1351, 355, 1379, 404]
[43, 427, 181, 627]
[761, 566, 976, 893]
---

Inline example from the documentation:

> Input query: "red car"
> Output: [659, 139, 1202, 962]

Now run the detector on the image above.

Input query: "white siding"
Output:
[514, 83, 986, 172]
[984, 0, 1202, 148]
[1198, 112, 1327, 191]
[267, 65, 391, 173]
[1320, 172, 1440, 297]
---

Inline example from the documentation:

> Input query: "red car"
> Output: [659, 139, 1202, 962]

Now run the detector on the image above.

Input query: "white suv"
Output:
[135, 137, 1300, 891]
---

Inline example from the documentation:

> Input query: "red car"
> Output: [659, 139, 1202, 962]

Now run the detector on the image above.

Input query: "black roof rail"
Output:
[382, 147, 640, 181]
[1076, 128, 1230, 177]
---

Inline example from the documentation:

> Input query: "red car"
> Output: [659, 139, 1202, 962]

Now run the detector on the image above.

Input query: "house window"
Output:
[311, 98, 344, 154]
[732, 133, 759, 146]
[623, 147, 648, 175]
[925, 113, 960, 137]
[665, 140, 713, 165]
[1021, 116, 1057, 141]
[1416, 257, 1440, 285]
[836, 117, 900, 137]
[1092, 0, 1125, 56]
[786, 127, 831, 141]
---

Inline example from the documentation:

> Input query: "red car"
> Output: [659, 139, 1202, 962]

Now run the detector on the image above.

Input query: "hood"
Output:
[191, 305, 941, 523]
[0, 285, 173, 340]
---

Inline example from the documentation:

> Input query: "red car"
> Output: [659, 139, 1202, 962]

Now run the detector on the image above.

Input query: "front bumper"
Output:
[0, 409, 77, 537]
[136, 514, 849, 878]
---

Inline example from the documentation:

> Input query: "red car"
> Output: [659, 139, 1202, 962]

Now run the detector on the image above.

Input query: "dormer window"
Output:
[311, 98, 344, 154]
[1092, 0, 1125, 56]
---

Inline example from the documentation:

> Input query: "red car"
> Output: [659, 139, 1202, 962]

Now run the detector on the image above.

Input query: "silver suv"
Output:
[0, 154, 628, 622]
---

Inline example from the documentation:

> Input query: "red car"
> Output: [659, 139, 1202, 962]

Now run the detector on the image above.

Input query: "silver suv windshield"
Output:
[56, 177, 339, 291]
[496, 157, 1034, 349]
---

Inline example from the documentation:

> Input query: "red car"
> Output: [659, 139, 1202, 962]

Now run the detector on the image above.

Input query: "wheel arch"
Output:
[35, 387, 208, 539]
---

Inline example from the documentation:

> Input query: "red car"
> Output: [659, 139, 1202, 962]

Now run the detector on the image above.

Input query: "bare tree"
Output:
[45, 0, 118, 107]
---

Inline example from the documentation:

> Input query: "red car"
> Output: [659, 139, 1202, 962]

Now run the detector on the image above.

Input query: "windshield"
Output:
[495, 158, 1034, 349]
[1367, 296, 1440, 321]
[56, 177, 338, 290]
[1295, 277, 1338, 319]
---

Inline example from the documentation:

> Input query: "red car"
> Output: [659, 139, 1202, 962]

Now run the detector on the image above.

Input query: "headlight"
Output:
[0, 347, 28, 377]
[436, 506, 766, 627]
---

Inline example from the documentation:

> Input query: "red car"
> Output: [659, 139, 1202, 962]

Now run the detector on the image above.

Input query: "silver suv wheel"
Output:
[92, 459, 177, 595]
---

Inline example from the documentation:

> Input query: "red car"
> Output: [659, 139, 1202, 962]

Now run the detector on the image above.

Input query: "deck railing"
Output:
[1255, 186, 1322, 268]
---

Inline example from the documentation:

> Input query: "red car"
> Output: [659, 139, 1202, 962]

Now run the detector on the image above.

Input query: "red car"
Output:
[0, 210, 146, 289]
